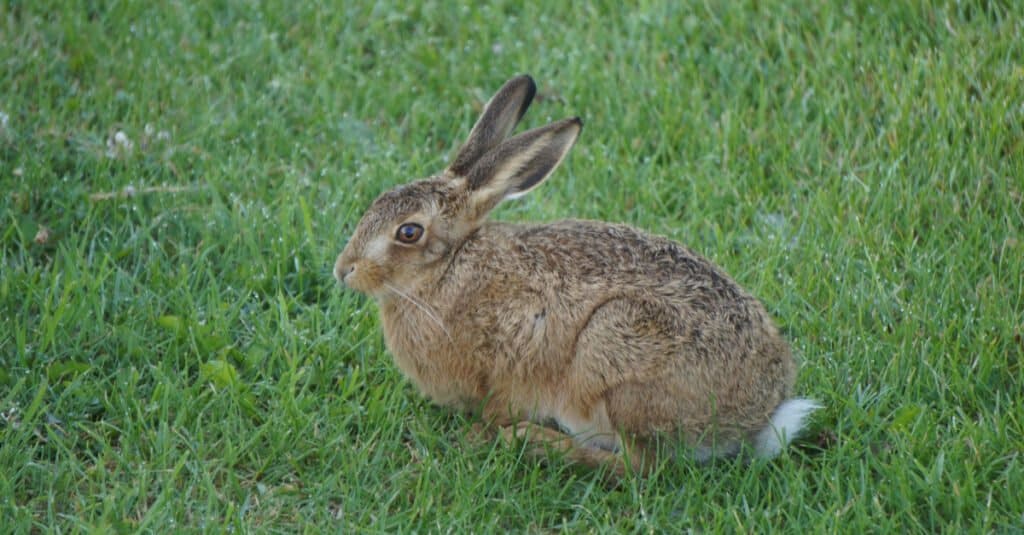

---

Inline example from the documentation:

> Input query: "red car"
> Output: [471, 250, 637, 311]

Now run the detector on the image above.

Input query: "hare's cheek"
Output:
[363, 236, 391, 263]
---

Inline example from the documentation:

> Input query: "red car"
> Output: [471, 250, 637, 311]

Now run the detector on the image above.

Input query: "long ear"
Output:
[447, 75, 537, 177]
[464, 117, 582, 219]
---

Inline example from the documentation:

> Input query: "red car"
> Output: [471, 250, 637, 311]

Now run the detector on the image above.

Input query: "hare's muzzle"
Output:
[334, 254, 355, 285]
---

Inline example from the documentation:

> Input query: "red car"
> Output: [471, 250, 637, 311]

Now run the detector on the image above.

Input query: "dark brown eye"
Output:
[395, 223, 424, 244]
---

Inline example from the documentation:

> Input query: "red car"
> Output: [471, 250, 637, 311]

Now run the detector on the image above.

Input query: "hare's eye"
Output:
[395, 223, 424, 244]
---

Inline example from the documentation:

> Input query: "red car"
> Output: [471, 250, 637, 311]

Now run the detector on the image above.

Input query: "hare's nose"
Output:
[334, 256, 355, 283]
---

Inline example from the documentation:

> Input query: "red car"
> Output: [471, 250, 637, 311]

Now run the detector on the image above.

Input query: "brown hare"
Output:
[335, 75, 819, 476]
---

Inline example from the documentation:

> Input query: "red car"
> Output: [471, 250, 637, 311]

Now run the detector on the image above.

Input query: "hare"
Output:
[335, 75, 819, 476]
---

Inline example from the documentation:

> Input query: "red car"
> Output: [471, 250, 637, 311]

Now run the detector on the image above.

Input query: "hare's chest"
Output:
[380, 308, 480, 408]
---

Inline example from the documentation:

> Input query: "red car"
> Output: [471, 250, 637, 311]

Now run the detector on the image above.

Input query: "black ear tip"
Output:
[519, 74, 537, 100]
[507, 74, 536, 93]
[509, 75, 537, 120]
[515, 74, 536, 88]
[560, 116, 583, 133]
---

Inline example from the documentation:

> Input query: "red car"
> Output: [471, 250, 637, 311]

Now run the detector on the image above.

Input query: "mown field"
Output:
[2, 1, 1022, 532]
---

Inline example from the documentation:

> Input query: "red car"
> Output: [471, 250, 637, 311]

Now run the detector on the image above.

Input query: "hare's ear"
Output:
[464, 117, 582, 218]
[447, 75, 537, 177]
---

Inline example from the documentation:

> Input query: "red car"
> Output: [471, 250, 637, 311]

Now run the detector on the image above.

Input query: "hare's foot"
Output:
[499, 421, 645, 478]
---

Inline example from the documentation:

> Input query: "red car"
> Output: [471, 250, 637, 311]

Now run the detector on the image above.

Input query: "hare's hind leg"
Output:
[568, 297, 745, 459]
[498, 421, 647, 477]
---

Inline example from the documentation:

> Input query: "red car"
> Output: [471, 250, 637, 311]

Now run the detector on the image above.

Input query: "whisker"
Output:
[382, 282, 453, 342]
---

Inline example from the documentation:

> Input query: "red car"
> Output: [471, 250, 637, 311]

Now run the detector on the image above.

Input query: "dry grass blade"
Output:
[88, 184, 205, 202]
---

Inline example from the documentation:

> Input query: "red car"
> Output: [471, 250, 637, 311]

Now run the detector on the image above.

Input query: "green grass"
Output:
[2, 0, 1022, 531]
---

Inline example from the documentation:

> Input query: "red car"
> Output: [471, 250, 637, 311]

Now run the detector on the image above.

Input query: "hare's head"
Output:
[335, 75, 581, 299]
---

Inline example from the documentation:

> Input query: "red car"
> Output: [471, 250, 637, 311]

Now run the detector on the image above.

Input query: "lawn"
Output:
[2, 0, 1022, 532]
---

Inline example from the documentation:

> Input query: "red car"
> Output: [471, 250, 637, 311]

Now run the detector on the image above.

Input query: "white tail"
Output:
[753, 398, 822, 458]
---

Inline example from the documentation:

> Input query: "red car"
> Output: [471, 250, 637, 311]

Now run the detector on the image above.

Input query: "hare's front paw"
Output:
[466, 422, 496, 445]
[499, 421, 575, 451]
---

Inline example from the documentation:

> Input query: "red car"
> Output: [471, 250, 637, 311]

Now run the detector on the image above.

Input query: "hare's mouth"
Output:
[334, 252, 353, 281]
[335, 258, 395, 301]
[339, 269, 373, 295]
[334, 255, 369, 293]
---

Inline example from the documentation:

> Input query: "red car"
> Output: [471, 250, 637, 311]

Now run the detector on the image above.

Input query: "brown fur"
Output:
[335, 75, 814, 476]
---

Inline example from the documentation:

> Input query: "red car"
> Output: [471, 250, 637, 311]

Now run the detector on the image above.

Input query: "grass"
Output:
[2, 0, 1022, 531]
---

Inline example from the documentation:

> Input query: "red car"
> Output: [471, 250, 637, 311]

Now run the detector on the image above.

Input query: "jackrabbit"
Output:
[335, 75, 818, 475]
